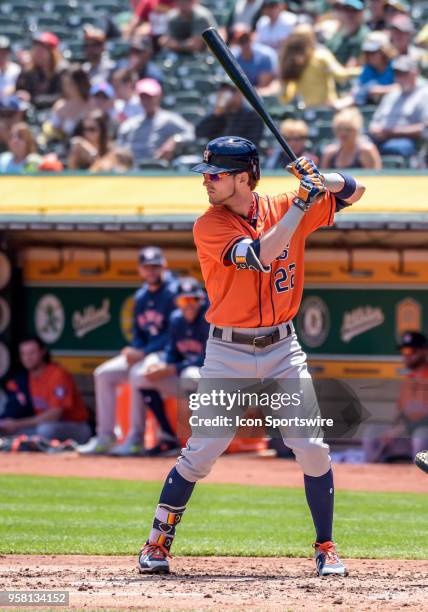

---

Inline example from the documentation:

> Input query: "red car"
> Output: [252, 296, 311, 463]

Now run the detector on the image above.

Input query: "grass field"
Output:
[1, 474, 427, 559]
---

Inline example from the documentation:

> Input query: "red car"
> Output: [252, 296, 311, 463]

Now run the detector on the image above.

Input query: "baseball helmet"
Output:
[191, 136, 260, 181]
[139, 246, 166, 266]
[397, 330, 428, 350]
[176, 277, 205, 299]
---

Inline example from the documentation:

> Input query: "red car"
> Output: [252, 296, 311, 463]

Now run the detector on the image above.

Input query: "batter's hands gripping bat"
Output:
[202, 27, 297, 164]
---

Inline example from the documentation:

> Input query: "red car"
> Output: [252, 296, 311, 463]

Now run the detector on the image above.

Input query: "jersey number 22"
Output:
[274, 264, 296, 293]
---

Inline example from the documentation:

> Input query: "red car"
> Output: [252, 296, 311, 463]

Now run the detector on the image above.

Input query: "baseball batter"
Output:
[138, 136, 365, 577]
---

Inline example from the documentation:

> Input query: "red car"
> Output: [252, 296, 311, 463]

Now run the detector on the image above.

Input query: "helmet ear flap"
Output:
[251, 156, 260, 181]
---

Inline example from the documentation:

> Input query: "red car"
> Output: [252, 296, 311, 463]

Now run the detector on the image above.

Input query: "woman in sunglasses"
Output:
[67, 109, 111, 170]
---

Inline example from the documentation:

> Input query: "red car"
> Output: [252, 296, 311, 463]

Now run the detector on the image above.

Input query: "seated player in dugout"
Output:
[78, 246, 178, 455]
[109, 277, 209, 457]
[363, 331, 428, 463]
[137, 136, 365, 578]
[0, 336, 91, 444]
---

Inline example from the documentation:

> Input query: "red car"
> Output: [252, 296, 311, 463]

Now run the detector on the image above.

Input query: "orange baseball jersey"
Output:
[29, 362, 88, 423]
[193, 190, 336, 327]
[398, 365, 428, 422]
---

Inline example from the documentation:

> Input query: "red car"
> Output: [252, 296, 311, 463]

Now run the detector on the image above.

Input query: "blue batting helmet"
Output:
[191, 136, 260, 181]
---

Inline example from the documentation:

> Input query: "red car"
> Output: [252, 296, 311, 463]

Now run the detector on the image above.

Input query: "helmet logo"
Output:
[203, 149, 211, 163]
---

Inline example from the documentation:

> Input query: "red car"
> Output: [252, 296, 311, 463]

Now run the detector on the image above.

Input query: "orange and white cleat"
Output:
[138, 542, 171, 574]
[314, 541, 348, 577]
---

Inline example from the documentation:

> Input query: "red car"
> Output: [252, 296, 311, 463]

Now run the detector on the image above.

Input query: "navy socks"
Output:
[159, 466, 195, 507]
[304, 468, 334, 543]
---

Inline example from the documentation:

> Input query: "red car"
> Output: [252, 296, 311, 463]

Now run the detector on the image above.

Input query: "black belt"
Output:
[212, 324, 292, 349]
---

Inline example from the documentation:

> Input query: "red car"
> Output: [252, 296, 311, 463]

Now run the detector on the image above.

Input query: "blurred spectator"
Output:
[118, 78, 194, 165]
[90, 147, 134, 173]
[326, 0, 369, 67]
[160, 0, 217, 54]
[89, 81, 116, 118]
[266, 118, 318, 168]
[231, 23, 278, 88]
[82, 26, 116, 83]
[363, 331, 428, 463]
[119, 36, 163, 83]
[352, 31, 396, 105]
[111, 68, 142, 123]
[263, 24, 359, 108]
[367, 0, 387, 31]
[78, 247, 178, 456]
[0, 96, 28, 154]
[321, 107, 382, 169]
[67, 110, 111, 170]
[0, 336, 90, 444]
[43, 66, 92, 141]
[369, 55, 428, 157]
[195, 79, 264, 146]
[226, 0, 264, 31]
[16, 32, 65, 109]
[388, 15, 424, 64]
[38, 153, 64, 172]
[109, 277, 209, 457]
[0, 122, 41, 173]
[0, 36, 20, 98]
[254, 0, 297, 51]
[125, 0, 175, 43]
[384, 0, 411, 24]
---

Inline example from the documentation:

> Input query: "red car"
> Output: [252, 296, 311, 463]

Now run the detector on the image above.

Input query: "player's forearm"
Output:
[259, 205, 305, 266]
[17, 408, 62, 428]
[323, 172, 366, 204]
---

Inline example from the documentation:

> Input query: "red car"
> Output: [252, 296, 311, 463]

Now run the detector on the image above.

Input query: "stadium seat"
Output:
[171, 154, 201, 170]
[178, 106, 206, 124]
[138, 160, 171, 170]
[381, 154, 408, 169]
[1, 1, 36, 17]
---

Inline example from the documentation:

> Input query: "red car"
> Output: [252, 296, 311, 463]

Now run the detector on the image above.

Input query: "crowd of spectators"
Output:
[0, 0, 428, 171]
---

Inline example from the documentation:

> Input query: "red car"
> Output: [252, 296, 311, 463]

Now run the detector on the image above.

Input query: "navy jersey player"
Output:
[78, 247, 178, 455]
[110, 277, 209, 457]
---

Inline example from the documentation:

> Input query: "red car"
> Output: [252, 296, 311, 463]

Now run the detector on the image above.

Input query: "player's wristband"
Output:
[335, 173, 357, 199]
[293, 197, 310, 212]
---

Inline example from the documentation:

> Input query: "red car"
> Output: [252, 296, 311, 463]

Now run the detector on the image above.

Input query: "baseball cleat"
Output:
[109, 439, 145, 457]
[77, 435, 116, 456]
[138, 542, 171, 574]
[314, 541, 348, 577]
[415, 450, 428, 474]
[144, 439, 181, 457]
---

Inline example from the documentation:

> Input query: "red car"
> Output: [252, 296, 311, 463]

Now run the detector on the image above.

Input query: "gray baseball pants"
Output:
[176, 322, 331, 481]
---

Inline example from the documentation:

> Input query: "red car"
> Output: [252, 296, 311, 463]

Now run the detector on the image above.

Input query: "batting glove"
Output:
[287, 156, 322, 180]
[293, 176, 326, 212]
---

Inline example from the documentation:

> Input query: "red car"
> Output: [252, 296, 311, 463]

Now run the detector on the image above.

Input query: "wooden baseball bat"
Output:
[202, 27, 297, 163]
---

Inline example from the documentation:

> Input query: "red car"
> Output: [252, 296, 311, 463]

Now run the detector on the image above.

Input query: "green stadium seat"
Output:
[313, 120, 334, 140]
[179, 106, 206, 124]
[89, 0, 124, 13]
[138, 160, 170, 170]
[381, 154, 408, 169]
[1, 1, 36, 17]
[35, 14, 64, 29]
[0, 25, 25, 41]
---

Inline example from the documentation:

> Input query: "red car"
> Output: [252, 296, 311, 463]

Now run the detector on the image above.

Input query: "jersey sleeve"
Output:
[193, 213, 248, 265]
[301, 191, 336, 236]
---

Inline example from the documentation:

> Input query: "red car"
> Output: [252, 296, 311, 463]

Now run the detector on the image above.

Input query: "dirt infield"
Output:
[0, 452, 426, 493]
[2, 454, 427, 611]
[2, 555, 428, 611]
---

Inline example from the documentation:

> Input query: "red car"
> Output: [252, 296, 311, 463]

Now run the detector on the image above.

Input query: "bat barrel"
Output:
[202, 28, 296, 163]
